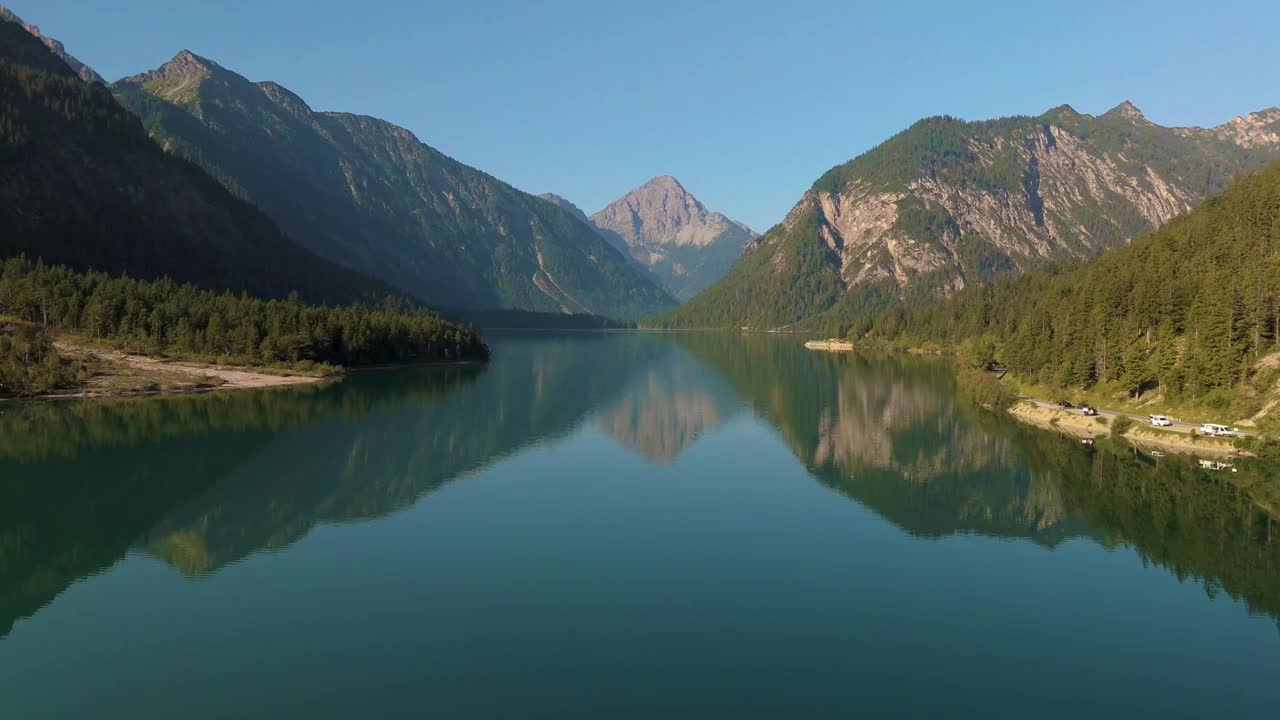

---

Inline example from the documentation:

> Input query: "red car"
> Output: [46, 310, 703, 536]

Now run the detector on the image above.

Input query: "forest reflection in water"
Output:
[0, 330, 1276, 641]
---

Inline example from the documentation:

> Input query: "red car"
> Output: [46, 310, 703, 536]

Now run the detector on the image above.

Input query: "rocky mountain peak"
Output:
[121, 49, 216, 88]
[539, 179, 756, 300]
[0, 4, 103, 83]
[639, 175, 688, 193]
[118, 50, 261, 106]
[586, 177, 757, 300]
[161, 49, 216, 77]
[592, 175, 728, 250]
[1107, 100, 1149, 123]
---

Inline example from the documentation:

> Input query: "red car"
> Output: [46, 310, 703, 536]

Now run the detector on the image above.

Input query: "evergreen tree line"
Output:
[0, 256, 489, 392]
[0, 323, 85, 397]
[868, 160, 1280, 404]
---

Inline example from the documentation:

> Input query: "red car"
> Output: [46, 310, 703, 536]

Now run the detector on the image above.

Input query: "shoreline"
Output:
[5, 344, 492, 403]
[16, 345, 337, 402]
[20, 380, 330, 403]
[1007, 400, 1245, 458]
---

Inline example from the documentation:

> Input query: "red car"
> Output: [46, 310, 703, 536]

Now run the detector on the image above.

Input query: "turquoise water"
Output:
[0, 332, 1277, 718]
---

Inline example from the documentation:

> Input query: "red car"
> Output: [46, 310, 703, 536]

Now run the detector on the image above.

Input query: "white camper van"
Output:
[1199, 423, 1238, 437]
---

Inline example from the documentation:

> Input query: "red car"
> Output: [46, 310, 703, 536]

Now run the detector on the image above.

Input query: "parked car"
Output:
[1149, 415, 1172, 427]
[1081, 407, 1099, 416]
[1057, 401, 1074, 409]
[1199, 423, 1239, 437]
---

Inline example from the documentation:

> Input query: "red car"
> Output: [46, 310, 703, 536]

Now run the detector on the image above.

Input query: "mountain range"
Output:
[658, 101, 1280, 330]
[540, 177, 757, 300]
[110, 51, 676, 321]
[6, 3, 1280, 333]
[0, 18, 395, 306]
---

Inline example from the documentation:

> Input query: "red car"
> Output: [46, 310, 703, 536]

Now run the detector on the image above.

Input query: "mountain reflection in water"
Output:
[0, 331, 1277, 640]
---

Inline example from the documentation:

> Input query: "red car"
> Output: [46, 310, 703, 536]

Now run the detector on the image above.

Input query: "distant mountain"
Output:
[0, 5, 102, 83]
[585, 176, 757, 300]
[0, 21, 393, 305]
[656, 102, 1280, 330]
[112, 52, 676, 321]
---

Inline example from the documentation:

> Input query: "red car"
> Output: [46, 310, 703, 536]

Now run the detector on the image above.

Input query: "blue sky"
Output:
[11, 0, 1280, 231]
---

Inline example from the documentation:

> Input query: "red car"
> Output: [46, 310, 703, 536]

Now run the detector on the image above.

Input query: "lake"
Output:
[1, 331, 1277, 718]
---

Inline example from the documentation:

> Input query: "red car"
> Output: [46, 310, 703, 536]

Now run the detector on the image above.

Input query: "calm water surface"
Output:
[1, 332, 1277, 718]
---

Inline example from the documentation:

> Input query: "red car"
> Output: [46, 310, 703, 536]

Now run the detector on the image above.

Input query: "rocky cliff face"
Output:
[0, 5, 102, 83]
[113, 52, 676, 321]
[1192, 108, 1280, 148]
[659, 102, 1280, 330]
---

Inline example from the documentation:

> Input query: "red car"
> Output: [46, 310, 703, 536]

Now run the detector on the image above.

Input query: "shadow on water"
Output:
[1, 331, 1278, 636]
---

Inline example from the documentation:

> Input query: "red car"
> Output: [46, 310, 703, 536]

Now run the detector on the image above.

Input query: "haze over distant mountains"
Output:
[658, 101, 1280, 330]
[540, 177, 757, 300]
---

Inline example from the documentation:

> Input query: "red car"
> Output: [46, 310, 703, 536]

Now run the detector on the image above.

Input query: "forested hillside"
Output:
[870, 160, 1280, 413]
[0, 20, 398, 307]
[112, 52, 676, 321]
[655, 102, 1280, 330]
